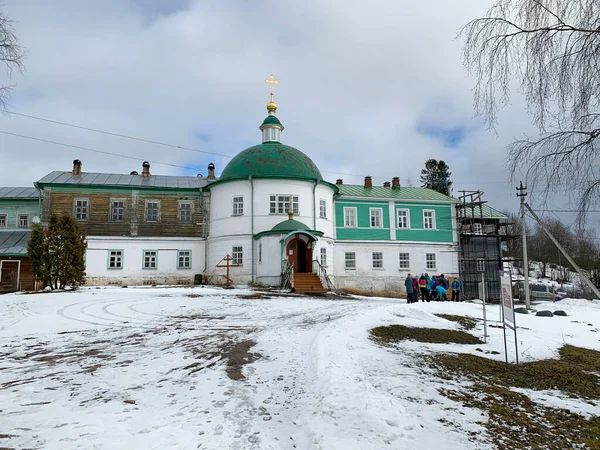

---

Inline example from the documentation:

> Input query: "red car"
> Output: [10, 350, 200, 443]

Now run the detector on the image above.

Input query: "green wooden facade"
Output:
[0, 198, 40, 230]
[334, 198, 454, 242]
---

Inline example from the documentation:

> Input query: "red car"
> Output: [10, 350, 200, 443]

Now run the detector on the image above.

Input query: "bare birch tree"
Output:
[460, 0, 600, 225]
[0, 3, 24, 110]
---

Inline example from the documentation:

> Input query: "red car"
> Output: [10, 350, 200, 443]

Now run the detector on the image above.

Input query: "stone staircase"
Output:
[293, 273, 327, 294]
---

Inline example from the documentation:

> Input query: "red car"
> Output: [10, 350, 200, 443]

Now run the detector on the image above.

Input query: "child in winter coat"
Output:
[419, 274, 429, 302]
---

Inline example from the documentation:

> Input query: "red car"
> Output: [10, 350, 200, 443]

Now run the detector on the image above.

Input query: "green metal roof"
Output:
[218, 142, 323, 183]
[261, 115, 283, 127]
[458, 203, 508, 219]
[254, 219, 324, 240]
[336, 184, 457, 202]
[271, 219, 310, 232]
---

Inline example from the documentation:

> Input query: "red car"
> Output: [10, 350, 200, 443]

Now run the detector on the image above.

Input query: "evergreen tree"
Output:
[28, 223, 50, 287]
[420, 159, 453, 195]
[27, 214, 86, 290]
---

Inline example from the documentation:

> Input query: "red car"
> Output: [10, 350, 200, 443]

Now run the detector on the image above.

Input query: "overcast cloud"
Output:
[1, 0, 596, 228]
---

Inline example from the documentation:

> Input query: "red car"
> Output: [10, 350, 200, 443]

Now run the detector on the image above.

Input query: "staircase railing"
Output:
[312, 259, 337, 293]
[281, 261, 294, 290]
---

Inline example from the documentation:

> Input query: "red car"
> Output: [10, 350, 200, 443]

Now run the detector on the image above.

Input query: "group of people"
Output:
[404, 273, 461, 303]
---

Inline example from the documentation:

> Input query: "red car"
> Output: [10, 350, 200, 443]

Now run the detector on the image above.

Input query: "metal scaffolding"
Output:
[456, 190, 514, 301]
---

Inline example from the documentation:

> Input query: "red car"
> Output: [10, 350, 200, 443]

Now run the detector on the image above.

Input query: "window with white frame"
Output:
[473, 222, 483, 235]
[108, 250, 123, 269]
[178, 250, 191, 269]
[269, 195, 299, 215]
[17, 214, 28, 228]
[344, 207, 357, 227]
[145, 200, 160, 222]
[73, 198, 89, 220]
[111, 199, 125, 222]
[232, 196, 244, 216]
[399, 252, 410, 269]
[370, 208, 383, 228]
[319, 199, 327, 218]
[143, 250, 157, 269]
[397, 209, 410, 229]
[320, 247, 327, 267]
[232, 246, 243, 265]
[423, 210, 436, 229]
[178, 200, 193, 223]
[372, 252, 383, 268]
[477, 258, 485, 272]
[426, 253, 436, 270]
[345, 252, 356, 269]
[0, 214, 6, 227]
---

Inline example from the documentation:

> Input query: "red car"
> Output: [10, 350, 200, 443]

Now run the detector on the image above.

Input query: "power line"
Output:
[5, 110, 512, 184]
[7, 111, 234, 159]
[0, 129, 205, 172]
[530, 209, 600, 213]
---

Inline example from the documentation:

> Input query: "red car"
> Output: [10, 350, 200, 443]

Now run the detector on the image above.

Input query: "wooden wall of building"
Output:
[0, 256, 35, 292]
[43, 190, 205, 237]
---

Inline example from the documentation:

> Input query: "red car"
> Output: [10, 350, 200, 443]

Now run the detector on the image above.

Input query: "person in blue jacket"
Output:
[451, 278, 461, 302]
[436, 283, 448, 301]
[430, 276, 438, 300]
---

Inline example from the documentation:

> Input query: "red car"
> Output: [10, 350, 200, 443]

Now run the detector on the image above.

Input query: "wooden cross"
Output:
[216, 254, 241, 287]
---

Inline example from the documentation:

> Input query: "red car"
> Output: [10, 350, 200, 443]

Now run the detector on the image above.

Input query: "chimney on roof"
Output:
[72, 159, 82, 175]
[336, 179, 343, 185]
[364, 176, 372, 188]
[207, 163, 215, 180]
[383, 181, 391, 188]
[392, 177, 400, 189]
[142, 161, 150, 178]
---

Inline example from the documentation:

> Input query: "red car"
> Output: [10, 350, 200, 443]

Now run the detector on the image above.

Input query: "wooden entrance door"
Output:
[286, 238, 313, 273]
[0, 261, 20, 292]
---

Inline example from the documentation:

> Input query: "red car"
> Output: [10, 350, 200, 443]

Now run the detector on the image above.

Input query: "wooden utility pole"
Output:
[525, 203, 600, 300]
[517, 182, 531, 309]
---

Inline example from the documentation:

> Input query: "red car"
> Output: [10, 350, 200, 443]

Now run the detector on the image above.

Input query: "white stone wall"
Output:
[208, 179, 335, 239]
[255, 234, 284, 286]
[85, 236, 205, 286]
[333, 241, 458, 293]
[206, 235, 253, 285]
[206, 178, 336, 285]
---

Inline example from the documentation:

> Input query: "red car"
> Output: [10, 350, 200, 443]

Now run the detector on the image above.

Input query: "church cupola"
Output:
[259, 75, 284, 143]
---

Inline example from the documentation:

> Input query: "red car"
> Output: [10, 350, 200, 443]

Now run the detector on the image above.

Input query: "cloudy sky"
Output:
[0, 0, 595, 228]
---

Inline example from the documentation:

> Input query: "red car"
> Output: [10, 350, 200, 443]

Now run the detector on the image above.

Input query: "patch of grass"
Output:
[428, 345, 600, 449]
[434, 314, 478, 330]
[371, 324, 483, 345]
[429, 345, 600, 399]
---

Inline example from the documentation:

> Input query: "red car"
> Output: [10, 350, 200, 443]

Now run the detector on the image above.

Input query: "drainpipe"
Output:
[203, 193, 209, 278]
[313, 179, 318, 230]
[250, 176, 255, 284]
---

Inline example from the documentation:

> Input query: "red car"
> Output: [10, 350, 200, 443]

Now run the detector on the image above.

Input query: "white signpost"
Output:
[501, 276, 519, 365]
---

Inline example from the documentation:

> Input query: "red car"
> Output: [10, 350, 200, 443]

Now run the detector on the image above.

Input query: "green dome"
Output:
[271, 219, 310, 232]
[219, 142, 323, 182]
[261, 115, 283, 127]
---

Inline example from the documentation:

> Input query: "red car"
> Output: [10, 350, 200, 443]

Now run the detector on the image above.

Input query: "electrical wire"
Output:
[4, 111, 511, 184]
[0, 129, 205, 172]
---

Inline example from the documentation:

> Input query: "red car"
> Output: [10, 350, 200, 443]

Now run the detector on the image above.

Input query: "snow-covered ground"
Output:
[1, 287, 599, 449]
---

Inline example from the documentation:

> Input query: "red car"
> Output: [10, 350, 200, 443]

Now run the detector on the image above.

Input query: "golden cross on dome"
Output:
[264, 74, 279, 113]
[265, 74, 279, 92]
